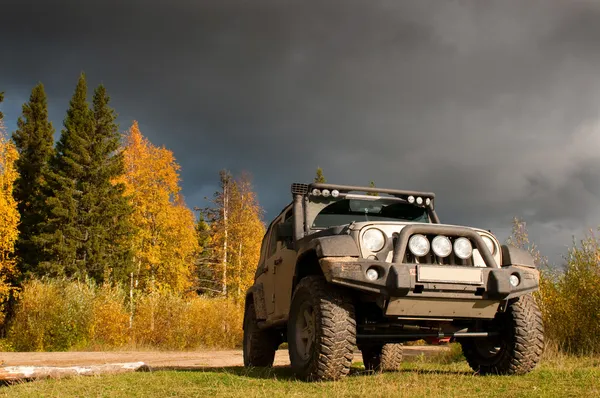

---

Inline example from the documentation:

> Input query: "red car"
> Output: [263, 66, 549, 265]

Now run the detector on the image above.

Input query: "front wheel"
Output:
[361, 343, 404, 372]
[243, 301, 280, 367]
[460, 294, 544, 375]
[287, 276, 356, 381]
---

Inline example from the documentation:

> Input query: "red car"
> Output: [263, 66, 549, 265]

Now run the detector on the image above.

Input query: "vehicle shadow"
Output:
[146, 365, 473, 381]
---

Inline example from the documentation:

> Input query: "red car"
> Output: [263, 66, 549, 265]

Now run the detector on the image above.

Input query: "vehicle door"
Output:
[261, 214, 284, 317]
[273, 208, 298, 319]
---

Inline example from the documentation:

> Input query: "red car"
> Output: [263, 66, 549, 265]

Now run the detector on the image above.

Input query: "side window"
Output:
[284, 208, 293, 223]
[267, 218, 281, 258]
[254, 232, 270, 280]
[282, 208, 293, 249]
[259, 233, 269, 264]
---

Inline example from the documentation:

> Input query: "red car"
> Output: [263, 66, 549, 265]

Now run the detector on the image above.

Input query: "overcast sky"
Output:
[2, 0, 600, 266]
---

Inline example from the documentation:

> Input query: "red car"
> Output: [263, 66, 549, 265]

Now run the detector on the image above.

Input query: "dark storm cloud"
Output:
[2, 0, 600, 264]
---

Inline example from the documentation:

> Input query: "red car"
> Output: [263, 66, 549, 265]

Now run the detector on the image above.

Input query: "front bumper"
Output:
[319, 257, 539, 318]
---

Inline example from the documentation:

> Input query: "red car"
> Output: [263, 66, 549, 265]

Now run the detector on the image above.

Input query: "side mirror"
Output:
[277, 222, 294, 241]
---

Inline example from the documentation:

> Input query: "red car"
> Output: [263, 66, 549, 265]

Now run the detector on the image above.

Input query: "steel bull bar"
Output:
[319, 225, 540, 319]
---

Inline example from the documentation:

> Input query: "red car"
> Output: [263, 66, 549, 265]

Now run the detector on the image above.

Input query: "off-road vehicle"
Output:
[243, 183, 544, 380]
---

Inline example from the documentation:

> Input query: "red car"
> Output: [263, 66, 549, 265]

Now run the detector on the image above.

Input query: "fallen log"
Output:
[0, 362, 150, 381]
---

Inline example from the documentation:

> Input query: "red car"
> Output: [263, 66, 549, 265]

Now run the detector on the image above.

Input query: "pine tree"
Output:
[314, 167, 326, 183]
[12, 83, 56, 277]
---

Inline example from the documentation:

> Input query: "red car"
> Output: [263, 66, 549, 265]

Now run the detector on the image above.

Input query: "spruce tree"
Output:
[12, 83, 56, 277]
[40, 74, 133, 284]
[86, 84, 133, 283]
[314, 167, 326, 183]
[39, 73, 94, 279]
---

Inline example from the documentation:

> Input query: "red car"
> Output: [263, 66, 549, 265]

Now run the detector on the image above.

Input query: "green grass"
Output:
[2, 356, 599, 398]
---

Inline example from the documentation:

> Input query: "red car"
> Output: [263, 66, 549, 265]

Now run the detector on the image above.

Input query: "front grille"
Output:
[395, 233, 474, 266]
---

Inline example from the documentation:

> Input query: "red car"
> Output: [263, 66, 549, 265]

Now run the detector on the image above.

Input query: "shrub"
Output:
[537, 232, 600, 355]
[88, 284, 130, 349]
[8, 279, 94, 351]
[131, 291, 243, 350]
[6, 278, 244, 351]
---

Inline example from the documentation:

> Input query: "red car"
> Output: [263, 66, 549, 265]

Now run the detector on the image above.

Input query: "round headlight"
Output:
[408, 196, 415, 204]
[432, 235, 452, 257]
[481, 235, 496, 255]
[322, 189, 330, 197]
[331, 189, 339, 198]
[416, 197, 423, 205]
[408, 234, 430, 257]
[311, 189, 321, 196]
[362, 229, 386, 252]
[425, 198, 431, 206]
[454, 237, 473, 259]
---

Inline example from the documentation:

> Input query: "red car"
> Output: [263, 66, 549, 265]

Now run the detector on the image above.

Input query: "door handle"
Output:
[274, 258, 283, 266]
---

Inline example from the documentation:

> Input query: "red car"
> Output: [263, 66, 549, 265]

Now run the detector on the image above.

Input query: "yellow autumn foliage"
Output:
[7, 279, 244, 351]
[116, 121, 199, 293]
[0, 122, 20, 324]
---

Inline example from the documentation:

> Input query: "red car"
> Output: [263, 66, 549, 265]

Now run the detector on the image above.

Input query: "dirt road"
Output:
[0, 346, 445, 369]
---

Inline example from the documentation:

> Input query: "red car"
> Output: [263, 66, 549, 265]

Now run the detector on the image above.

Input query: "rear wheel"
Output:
[287, 276, 356, 381]
[460, 294, 544, 375]
[243, 301, 280, 367]
[361, 343, 404, 371]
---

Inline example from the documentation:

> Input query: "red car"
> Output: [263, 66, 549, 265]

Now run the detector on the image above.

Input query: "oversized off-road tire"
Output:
[361, 343, 404, 372]
[287, 275, 356, 381]
[243, 301, 280, 367]
[460, 294, 544, 375]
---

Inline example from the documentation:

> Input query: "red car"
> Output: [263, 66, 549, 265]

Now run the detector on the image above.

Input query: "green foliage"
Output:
[314, 166, 326, 183]
[38, 73, 95, 279]
[85, 84, 134, 283]
[37, 74, 132, 284]
[12, 83, 56, 278]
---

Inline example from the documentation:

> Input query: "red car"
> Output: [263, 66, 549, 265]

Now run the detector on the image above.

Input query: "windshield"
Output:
[310, 198, 430, 229]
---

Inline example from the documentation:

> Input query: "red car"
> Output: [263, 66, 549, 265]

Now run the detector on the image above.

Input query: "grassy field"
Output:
[2, 354, 599, 397]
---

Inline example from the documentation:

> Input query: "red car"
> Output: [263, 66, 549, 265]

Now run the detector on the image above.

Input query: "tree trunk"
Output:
[222, 177, 228, 297]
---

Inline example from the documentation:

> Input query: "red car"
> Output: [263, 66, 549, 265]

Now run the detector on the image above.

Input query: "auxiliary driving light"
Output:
[510, 274, 520, 287]
[331, 189, 340, 198]
[432, 235, 452, 258]
[416, 197, 423, 205]
[322, 189, 331, 197]
[311, 188, 321, 196]
[408, 195, 415, 204]
[425, 198, 431, 206]
[453, 237, 473, 259]
[366, 268, 379, 281]
[409, 234, 430, 257]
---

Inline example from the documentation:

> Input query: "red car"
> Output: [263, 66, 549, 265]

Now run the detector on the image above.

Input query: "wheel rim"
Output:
[295, 302, 316, 361]
[474, 337, 503, 359]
